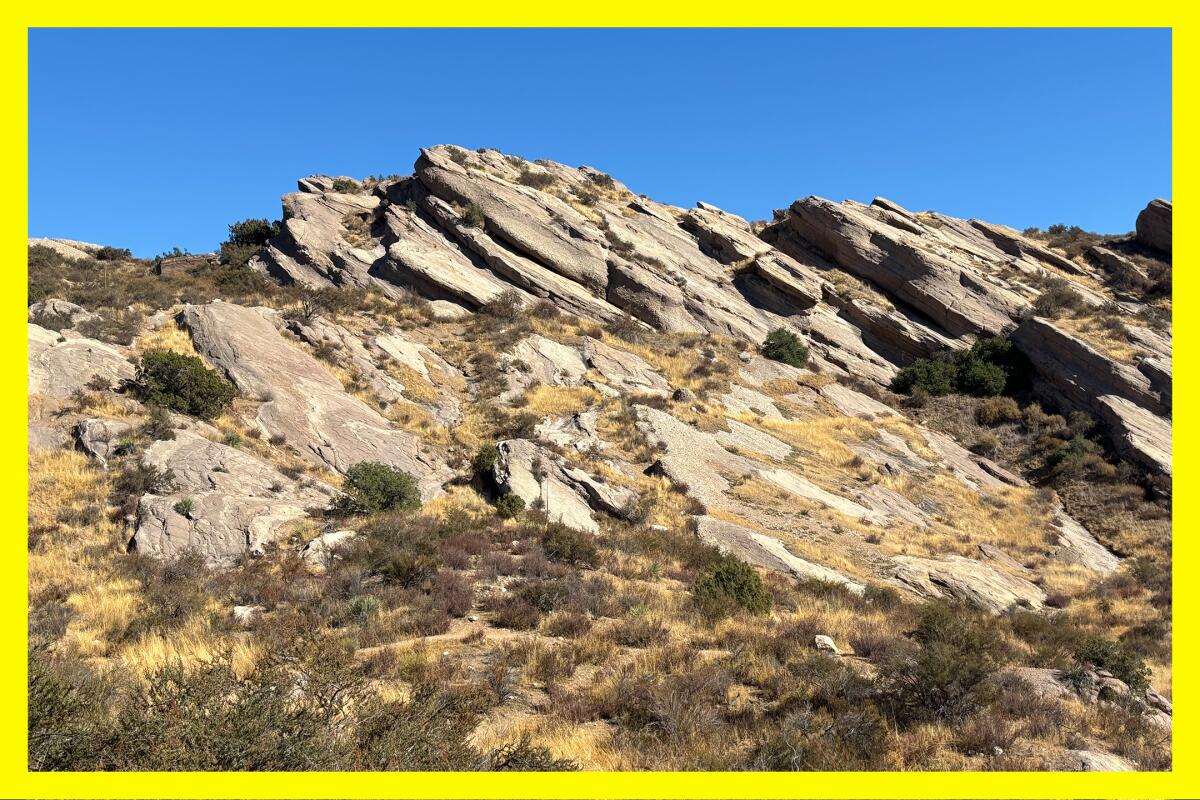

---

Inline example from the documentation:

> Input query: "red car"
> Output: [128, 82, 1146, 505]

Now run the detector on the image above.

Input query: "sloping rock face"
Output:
[1135, 198, 1172, 254]
[695, 515, 864, 593]
[492, 439, 634, 534]
[28, 324, 135, 397]
[890, 554, 1046, 614]
[181, 302, 452, 498]
[131, 430, 336, 565]
[1012, 317, 1171, 477]
[28, 237, 103, 261]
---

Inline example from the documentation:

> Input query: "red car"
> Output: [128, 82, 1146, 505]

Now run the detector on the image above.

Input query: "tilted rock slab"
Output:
[492, 439, 634, 534]
[132, 430, 337, 565]
[182, 302, 452, 498]
[28, 323, 135, 398]
[890, 554, 1046, 614]
[1135, 198, 1172, 254]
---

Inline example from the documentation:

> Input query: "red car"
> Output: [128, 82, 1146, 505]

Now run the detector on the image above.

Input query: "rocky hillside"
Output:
[28, 146, 1171, 771]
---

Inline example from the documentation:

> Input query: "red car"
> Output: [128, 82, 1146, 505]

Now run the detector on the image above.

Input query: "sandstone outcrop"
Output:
[181, 302, 452, 497]
[1135, 198, 1171, 254]
[28, 323, 135, 398]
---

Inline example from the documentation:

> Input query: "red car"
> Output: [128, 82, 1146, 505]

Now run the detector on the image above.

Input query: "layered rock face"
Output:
[1136, 198, 1172, 254]
[29, 144, 1167, 609]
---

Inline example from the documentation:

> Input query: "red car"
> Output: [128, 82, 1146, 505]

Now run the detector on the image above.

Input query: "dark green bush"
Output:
[331, 178, 361, 193]
[495, 493, 525, 519]
[335, 462, 421, 515]
[891, 337, 1026, 398]
[137, 350, 236, 419]
[225, 218, 282, 248]
[761, 328, 809, 368]
[472, 444, 500, 477]
[1073, 636, 1150, 692]
[94, 246, 132, 261]
[692, 555, 772, 619]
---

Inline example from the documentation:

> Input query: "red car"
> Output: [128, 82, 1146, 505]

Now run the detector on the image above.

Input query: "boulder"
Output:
[1066, 750, 1137, 772]
[491, 439, 634, 534]
[890, 554, 1046, 613]
[181, 302, 452, 498]
[813, 635, 840, 655]
[74, 418, 135, 467]
[1135, 199, 1171, 254]
[131, 430, 337, 565]
[28, 323, 135, 398]
[28, 298, 100, 327]
[300, 529, 359, 574]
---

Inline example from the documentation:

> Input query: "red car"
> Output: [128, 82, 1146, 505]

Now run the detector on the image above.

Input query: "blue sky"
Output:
[29, 28, 1171, 257]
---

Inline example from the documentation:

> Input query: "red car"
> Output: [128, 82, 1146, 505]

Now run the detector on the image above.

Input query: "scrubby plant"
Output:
[461, 202, 486, 228]
[692, 555, 772, 619]
[495, 493, 525, 519]
[538, 522, 598, 567]
[517, 168, 555, 189]
[334, 462, 420, 515]
[472, 444, 500, 478]
[172, 498, 194, 517]
[137, 350, 236, 419]
[975, 396, 1022, 426]
[348, 594, 381, 624]
[331, 178, 361, 193]
[761, 328, 809, 368]
[891, 337, 1025, 398]
[1072, 636, 1150, 692]
[480, 289, 524, 322]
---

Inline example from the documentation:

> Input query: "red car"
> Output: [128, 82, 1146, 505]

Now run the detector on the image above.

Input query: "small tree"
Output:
[472, 444, 500, 478]
[138, 350, 236, 419]
[335, 462, 420, 515]
[761, 328, 809, 368]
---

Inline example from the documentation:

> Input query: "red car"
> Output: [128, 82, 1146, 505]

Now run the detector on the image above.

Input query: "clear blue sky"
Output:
[29, 28, 1171, 257]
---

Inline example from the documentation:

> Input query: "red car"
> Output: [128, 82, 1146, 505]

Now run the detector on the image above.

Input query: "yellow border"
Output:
[5, 11, 1186, 799]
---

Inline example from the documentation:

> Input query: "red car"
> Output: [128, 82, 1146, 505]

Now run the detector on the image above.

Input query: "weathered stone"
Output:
[131, 430, 336, 565]
[492, 439, 633, 534]
[74, 418, 136, 467]
[300, 529, 359, 574]
[1135, 198, 1171, 254]
[28, 323, 135, 398]
[813, 635, 840, 655]
[1096, 394, 1172, 478]
[29, 298, 100, 327]
[181, 302, 452, 497]
[890, 554, 1046, 613]
[581, 337, 670, 396]
[28, 237, 102, 261]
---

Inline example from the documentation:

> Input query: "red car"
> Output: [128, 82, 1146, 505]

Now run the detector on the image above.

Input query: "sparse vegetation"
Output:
[761, 327, 809, 368]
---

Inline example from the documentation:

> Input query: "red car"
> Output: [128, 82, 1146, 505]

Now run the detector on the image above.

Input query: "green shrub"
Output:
[137, 350, 236, 419]
[172, 498, 194, 517]
[472, 444, 500, 477]
[94, 246, 132, 261]
[331, 178, 361, 193]
[692, 555, 772, 619]
[495, 493, 525, 519]
[348, 595, 381, 624]
[1073, 636, 1150, 692]
[891, 354, 958, 395]
[225, 218, 282, 248]
[891, 337, 1025, 398]
[335, 462, 421, 515]
[761, 328, 809, 368]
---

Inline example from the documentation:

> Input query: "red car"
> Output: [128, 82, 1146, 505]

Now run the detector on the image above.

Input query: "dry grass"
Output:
[519, 385, 600, 416]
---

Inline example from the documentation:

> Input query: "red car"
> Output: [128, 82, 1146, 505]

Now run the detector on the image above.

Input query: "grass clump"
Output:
[137, 350, 236, 419]
[761, 328, 809, 368]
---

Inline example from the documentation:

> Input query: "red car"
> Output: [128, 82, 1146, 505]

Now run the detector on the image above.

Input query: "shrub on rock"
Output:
[137, 350, 236, 419]
[761, 327, 809, 368]
[335, 462, 421, 515]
